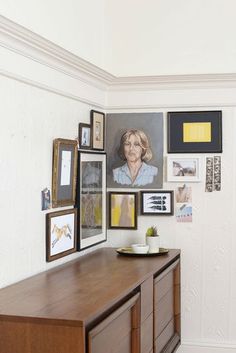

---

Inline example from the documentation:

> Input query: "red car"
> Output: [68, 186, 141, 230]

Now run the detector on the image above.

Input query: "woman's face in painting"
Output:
[123, 134, 142, 163]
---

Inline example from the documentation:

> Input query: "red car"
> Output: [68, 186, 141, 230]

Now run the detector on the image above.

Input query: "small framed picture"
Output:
[167, 110, 222, 153]
[108, 192, 137, 229]
[79, 123, 91, 149]
[46, 209, 77, 262]
[76, 151, 107, 250]
[52, 138, 78, 208]
[167, 156, 201, 182]
[140, 190, 174, 215]
[90, 110, 105, 150]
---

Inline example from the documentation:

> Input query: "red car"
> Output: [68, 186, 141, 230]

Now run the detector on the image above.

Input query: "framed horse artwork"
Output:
[46, 209, 77, 261]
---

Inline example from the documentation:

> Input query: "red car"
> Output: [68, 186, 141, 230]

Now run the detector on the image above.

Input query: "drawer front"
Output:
[154, 319, 174, 353]
[154, 271, 173, 304]
[154, 289, 174, 338]
[141, 314, 153, 353]
[88, 294, 140, 353]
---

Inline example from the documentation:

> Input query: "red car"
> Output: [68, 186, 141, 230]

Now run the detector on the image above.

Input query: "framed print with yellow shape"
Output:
[167, 111, 222, 153]
[108, 192, 137, 230]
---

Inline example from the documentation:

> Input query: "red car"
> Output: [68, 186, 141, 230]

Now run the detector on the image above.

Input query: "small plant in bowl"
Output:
[145, 226, 160, 253]
[146, 226, 158, 237]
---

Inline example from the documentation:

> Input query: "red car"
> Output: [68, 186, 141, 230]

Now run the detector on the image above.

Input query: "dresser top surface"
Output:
[0, 248, 180, 325]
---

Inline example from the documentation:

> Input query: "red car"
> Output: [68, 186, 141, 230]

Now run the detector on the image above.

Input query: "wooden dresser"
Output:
[0, 248, 180, 353]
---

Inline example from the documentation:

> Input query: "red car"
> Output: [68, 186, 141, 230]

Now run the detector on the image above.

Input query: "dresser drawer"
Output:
[154, 319, 174, 353]
[88, 294, 140, 353]
[154, 289, 174, 338]
[154, 271, 173, 304]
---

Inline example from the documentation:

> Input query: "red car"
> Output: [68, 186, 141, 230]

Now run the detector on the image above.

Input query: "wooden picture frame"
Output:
[90, 110, 105, 150]
[140, 190, 174, 215]
[108, 192, 137, 229]
[46, 209, 77, 262]
[76, 151, 107, 250]
[79, 123, 91, 149]
[52, 138, 78, 208]
[167, 155, 201, 182]
[167, 110, 222, 153]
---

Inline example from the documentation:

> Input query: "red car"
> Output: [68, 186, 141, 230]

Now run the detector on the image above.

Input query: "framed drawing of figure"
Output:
[106, 113, 163, 188]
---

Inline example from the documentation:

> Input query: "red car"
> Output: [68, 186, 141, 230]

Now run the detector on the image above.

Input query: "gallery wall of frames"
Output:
[44, 110, 222, 261]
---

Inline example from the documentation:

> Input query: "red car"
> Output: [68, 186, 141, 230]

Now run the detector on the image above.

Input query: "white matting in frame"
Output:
[140, 190, 174, 215]
[167, 155, 202, 182]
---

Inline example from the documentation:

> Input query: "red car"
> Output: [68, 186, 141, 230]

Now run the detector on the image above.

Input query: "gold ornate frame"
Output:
[52, 138, 78, 207]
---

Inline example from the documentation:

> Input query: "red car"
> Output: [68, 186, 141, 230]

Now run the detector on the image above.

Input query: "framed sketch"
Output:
[140, 190, 174, 215]
[167, 111, 222, 153]
[90, 110, 105, 150]
[46, 209, 77, 262]
[76, 151, 106, 250]
[52, 138, 78, 208]
[167, 156, 201, 182]
[108, 192, 137, 229]
[106, 113, 163, 189]
[79, 123, 91, 149]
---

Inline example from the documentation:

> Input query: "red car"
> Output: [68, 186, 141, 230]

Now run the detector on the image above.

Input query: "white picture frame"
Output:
[167, 155, 201, 182]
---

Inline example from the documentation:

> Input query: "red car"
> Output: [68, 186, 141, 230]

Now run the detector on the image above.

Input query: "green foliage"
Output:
[146, 226, 158, 236]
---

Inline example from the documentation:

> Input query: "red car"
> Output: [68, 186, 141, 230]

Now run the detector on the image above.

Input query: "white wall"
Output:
[0, 74, 108, 287]
[0, 0, 106, 69]
[1, 4, 236, 353]
[105, 0, 236, 76]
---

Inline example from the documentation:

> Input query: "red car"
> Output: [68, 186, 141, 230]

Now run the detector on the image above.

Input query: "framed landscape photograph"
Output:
[140, 190, 174, 215]
[167, 111, 222, 153]
[52, 138, 78, 208]
[76, 151, 106, 250]
[106, 112, 163, 189]
[79, 123, 91, 149]
[109, 192, 137, 229]
[46, 209, 77, 262]
[167, 156, 201, 182]
[90, 110, 105, 150]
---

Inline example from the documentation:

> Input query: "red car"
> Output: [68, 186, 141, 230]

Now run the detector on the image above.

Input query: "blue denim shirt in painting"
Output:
[113, 162, 158, 186]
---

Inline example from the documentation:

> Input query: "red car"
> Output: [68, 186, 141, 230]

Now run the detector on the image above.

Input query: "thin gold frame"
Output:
[52, 138, 78, 207]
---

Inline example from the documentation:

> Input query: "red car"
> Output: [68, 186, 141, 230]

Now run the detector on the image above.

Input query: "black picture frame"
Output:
[75, 151, 107, 251]
[79, 123, 91, 150]
[90, 110, 105, 150]
[108, 191, 137, 229]
[140, 190, 174, 215]
[167, 111, 222, 153]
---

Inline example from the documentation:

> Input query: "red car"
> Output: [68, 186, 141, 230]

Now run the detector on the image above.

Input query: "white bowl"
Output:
[131, 244, 149, 254]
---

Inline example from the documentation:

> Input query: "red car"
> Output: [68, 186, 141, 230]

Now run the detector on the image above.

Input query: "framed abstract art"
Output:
[76, 151, 106, 250]
[167, 111, 222, 153]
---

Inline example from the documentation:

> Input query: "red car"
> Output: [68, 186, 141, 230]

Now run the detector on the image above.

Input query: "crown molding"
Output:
[110, 73, 236, 91]
[1, 15, 236, 101]
[0, 15, 115, 90]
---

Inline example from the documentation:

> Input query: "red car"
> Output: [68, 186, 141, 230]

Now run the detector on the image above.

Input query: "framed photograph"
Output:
[106, 112, 163, 189]
[108, 192, 137, 229]
[140, 190, 174, 215]
[167, 156, 201, 182]
[79, 123, 91, 149]
[76, 151, 106, 250]
[167, 110, 222, 153]
[90, 110, 105, 150]
[52, 138, 78, 208]
[46, 209, 77, 262]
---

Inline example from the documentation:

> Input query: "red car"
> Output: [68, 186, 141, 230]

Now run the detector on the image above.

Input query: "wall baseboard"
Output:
[178, 341, 236, 353]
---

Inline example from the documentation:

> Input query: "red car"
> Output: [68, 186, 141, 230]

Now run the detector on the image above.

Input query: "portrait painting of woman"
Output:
[106, 112, 163, 189]
[113, 129, 158, 186]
